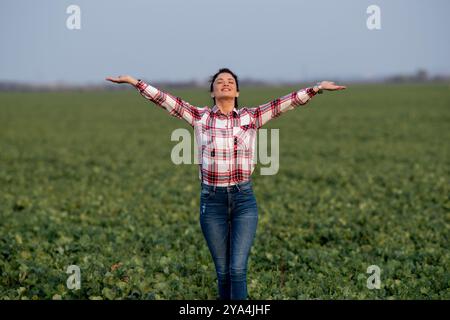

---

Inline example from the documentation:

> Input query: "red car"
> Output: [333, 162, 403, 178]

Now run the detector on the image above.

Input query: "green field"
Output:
[0, 84, 449, 299]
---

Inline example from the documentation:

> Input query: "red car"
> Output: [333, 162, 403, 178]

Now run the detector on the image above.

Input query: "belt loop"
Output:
[236, 182, 241, 192]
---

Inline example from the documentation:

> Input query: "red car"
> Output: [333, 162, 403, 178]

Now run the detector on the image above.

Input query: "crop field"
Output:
[0, 84, 449, 299]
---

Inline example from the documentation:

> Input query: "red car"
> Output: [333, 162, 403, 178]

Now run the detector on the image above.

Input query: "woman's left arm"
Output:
[248, 81, 346, 129]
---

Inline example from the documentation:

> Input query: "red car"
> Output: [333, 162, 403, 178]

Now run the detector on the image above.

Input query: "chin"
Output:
[219, 94, 236, 99]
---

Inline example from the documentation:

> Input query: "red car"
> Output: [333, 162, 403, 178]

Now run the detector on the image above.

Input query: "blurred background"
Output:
[1, 0, 449, 89]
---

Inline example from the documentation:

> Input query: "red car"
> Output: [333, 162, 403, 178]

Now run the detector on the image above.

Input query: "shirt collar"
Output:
[212, 105, 238, 117]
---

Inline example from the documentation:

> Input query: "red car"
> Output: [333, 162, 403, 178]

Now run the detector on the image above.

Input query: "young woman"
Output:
[106, 69, 346, 300]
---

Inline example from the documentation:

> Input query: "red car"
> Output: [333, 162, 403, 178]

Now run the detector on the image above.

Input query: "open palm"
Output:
[105, 75, 137, 85]
[320, 81, 346, 90]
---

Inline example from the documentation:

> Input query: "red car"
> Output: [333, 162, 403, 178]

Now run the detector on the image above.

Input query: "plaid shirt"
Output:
[135, 80, 317, 187]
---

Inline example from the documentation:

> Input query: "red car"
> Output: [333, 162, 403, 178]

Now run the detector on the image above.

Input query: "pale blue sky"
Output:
[1, 0, 449, 84]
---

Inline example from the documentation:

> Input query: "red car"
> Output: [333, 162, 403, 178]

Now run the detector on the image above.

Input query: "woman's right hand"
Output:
[105, 75, 138, 86]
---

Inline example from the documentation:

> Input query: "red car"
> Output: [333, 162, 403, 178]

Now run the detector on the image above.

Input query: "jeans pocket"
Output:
[201, 188, 214, 200]
[239, 185, 253, 195]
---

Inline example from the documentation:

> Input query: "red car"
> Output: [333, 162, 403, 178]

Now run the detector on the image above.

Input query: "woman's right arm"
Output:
[106, 75, 206, 127]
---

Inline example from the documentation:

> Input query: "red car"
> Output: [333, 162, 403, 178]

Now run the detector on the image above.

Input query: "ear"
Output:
[210, 93, 215, 98]
[236, 91, 240, 97]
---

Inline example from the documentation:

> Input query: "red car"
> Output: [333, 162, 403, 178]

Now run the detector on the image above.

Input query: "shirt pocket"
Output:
[200, 128, 216, 158]
[233, 125, 251, 150]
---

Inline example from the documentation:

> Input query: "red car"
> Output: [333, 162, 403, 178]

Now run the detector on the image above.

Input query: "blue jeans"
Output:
[199, 179, 258, 300]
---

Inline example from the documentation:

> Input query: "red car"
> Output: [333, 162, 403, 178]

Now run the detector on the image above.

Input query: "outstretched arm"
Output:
[106, 75, 206, 127]
[248, 81, 346, 129]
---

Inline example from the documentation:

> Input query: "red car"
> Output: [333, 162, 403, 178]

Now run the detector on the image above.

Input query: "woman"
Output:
[106, 69, 346, 300]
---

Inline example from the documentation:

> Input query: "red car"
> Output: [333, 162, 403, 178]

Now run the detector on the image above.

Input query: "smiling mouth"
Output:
[221, 88, 231, 92]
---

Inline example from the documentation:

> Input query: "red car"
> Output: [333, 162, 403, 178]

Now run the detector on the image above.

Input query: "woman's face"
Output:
[211, 72, 239, 102]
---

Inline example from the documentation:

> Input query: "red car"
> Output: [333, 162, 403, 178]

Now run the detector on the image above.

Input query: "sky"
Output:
[1, 0, 449, 84]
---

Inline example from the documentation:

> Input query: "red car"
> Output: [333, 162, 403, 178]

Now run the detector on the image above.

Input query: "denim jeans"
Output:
[199, 179, 258, 300]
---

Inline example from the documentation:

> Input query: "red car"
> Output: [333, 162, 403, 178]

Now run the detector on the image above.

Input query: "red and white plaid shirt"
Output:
[135, 80, 317, 187]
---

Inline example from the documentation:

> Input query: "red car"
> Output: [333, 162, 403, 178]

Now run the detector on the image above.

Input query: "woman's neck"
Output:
[216, 98, 235, 115]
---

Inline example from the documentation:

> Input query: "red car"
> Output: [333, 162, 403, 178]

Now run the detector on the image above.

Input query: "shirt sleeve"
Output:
[134, 80, 205, 127]
[247, 87, 317, 129]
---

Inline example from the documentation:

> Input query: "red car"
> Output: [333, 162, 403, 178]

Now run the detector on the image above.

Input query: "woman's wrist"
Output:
[313, 82, 323, 94]
[128, 77, 139, 86]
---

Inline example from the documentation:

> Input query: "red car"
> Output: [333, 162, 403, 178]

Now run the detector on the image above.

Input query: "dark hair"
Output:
[209, 68, 239, 108]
